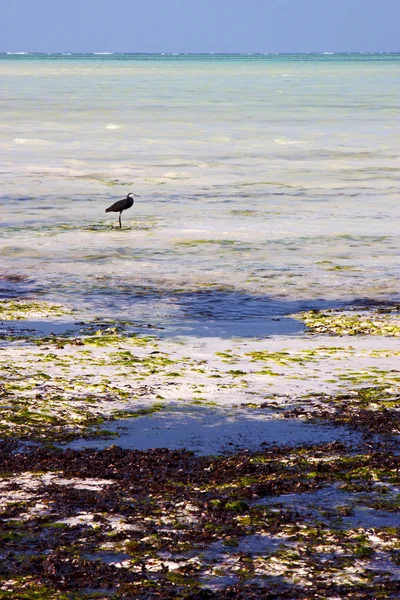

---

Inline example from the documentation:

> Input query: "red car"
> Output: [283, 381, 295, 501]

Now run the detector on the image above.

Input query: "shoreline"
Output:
[1, 297, 399, 597]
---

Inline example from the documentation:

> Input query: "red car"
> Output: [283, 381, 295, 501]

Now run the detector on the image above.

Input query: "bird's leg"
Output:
[119, 212, 122, 229]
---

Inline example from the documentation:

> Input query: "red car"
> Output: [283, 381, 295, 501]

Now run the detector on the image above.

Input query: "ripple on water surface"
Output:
[1, 54, 399, 319]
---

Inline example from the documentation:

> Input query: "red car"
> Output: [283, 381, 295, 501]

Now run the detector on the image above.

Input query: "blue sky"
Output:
[1, 0, 399, 53]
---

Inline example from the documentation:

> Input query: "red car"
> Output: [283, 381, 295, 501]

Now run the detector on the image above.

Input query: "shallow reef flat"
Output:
[0, 297, 400, 597]
[1, 299, 399, 447]
[1, 442, 400, 599]
[2, 51, 400, 596]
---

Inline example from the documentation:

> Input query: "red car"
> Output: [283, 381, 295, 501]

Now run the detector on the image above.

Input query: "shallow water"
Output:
[65, 405, 360, 455]
[261, 484, 400, 530]
[1, 54, 399, 329]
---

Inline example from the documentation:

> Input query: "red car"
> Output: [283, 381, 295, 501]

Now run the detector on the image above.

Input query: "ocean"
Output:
[1, 53, 399, 329]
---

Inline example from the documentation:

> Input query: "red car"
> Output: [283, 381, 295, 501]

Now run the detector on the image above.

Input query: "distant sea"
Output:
[1, 53, 399, 327]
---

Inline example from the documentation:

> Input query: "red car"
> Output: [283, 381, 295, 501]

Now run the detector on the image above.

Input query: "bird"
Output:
[105, 192, 139, 228]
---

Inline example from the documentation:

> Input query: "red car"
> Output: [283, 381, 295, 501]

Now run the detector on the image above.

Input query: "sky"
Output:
[1, 0, 399, 54]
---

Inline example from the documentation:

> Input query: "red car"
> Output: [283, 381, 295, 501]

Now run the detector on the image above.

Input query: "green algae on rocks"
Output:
[0, 299, 73, 320]
[295, 309, 400, 336]
[1, 442, 400, 599]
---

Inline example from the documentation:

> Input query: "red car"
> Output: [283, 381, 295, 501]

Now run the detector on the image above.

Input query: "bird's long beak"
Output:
[133, 194, 140, 197]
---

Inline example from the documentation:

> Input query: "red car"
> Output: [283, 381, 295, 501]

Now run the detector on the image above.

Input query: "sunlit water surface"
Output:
[1, 54, 399, 327]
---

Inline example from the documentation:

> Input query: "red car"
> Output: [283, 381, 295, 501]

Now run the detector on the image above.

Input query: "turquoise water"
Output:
[1, 54, 399, 324]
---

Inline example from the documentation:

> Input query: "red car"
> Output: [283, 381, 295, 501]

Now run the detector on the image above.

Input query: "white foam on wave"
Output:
[94, 52, 114, 55]
[274, 137, 302, 146]
[106, 124, 121, 130]
[6, 52, 29, 55]
[13, 138, 51, 145]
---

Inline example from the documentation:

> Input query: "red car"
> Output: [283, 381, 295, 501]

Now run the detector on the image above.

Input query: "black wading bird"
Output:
[105, 192, 139, 228]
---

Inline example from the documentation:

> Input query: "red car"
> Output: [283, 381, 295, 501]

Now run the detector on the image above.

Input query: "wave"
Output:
[274, 137, 302, 146]
[13, 138, 51, 146]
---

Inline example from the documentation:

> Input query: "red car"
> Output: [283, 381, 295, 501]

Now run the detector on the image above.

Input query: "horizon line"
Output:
[2, 51, 400, 55]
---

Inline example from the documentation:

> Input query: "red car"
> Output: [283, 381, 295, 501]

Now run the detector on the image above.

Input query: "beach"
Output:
[1, 53, 400, 597]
